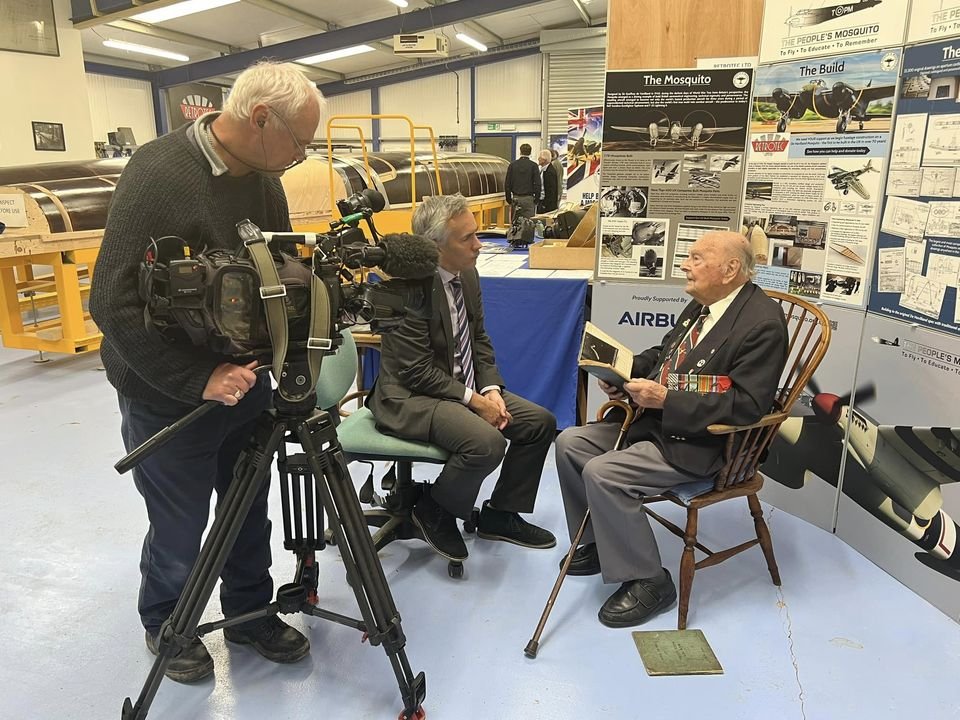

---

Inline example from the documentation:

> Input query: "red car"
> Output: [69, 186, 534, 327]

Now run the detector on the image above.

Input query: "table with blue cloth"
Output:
[359, 243, 589, 429]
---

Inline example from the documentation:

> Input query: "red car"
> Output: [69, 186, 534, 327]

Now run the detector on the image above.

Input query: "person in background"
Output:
[505, 143, 541, 220]
[537, 150, 559, 214]
[550, 148, 564, 206]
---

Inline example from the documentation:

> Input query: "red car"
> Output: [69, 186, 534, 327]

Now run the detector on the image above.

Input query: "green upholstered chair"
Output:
[320, 329, 472, 578]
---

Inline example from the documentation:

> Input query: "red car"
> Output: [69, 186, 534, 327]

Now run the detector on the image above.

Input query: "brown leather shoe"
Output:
[598, 568, 677, 628]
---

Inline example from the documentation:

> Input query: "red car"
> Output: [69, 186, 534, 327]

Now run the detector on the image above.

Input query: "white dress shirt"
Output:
[694, 282, 747, 347]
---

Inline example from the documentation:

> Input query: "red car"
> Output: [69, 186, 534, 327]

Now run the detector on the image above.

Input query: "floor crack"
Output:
[769, 507, 807, 720]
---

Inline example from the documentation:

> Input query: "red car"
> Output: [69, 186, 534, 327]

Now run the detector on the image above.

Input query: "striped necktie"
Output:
[659, 307, 709, 385]
[449, 277, 475, 390]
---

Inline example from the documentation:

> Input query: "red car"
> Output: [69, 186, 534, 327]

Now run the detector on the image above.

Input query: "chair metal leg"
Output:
[678, 507, 698, 630]
[748, 493, 781, 586]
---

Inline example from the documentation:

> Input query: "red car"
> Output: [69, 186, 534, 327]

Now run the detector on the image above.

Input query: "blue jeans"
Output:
[118, 382, 273, 634]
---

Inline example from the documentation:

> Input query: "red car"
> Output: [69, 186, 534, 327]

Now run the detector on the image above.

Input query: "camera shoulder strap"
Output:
[245, 237, 290, 391]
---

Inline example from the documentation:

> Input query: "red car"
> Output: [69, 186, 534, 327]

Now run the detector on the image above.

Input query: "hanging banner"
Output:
[598, 68, 753, 282]
[743, 48, 900, 307]
[758, 0, 909, 64]
[869, 39, 960, 336]
[908, 1, 960, 44]
[566, 107, 603, 208]
[164, 83, 223, 130]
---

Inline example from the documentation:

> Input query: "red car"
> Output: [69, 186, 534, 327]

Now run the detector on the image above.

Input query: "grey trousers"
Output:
[511, 195, 536, 220]
[555, 422, 711, 583]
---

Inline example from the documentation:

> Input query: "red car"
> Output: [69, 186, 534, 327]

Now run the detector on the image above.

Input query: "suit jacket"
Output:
[505, 157, 541, 201]
[368, 268, 504, 442]
[618, 282, 788, 477]
[538, 164, 559, 212]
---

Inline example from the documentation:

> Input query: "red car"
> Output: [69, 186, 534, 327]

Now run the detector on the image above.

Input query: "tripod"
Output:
[118, 391, 426, 720]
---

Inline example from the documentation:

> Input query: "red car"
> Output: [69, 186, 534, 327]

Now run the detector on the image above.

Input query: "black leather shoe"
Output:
[145, 630, 214, 683]
[223, 616, 310, 663]
[411, 493, 468, 561]
[477, 501, 557, 549]
[560, 543, 601, 576]
[598, 568, 677, 628]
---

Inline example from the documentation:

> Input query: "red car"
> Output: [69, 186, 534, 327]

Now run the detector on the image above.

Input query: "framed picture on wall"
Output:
[0, 0, 60, 57]
[32, 121, 65, 152]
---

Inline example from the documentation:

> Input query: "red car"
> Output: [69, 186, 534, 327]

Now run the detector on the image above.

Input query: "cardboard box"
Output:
[528, 239, 595, 269]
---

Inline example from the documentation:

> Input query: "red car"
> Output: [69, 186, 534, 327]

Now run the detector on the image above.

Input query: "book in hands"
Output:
[579, 321, 634, 390]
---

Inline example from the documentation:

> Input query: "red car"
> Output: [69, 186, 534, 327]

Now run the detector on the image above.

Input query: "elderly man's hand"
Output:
[598, 379, 628, 401]
[623, 378, 668, 409]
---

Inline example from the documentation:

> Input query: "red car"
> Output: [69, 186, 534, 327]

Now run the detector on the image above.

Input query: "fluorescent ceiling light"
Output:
[387, 0, 409, 7]
[103, 39, 190, 62]
[299, 44, 376, 65]
[131, 0, 240, 24]
[456, 33, 487, 52]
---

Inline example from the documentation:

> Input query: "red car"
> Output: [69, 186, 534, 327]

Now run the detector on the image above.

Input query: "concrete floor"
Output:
[1, 346, 958, 720]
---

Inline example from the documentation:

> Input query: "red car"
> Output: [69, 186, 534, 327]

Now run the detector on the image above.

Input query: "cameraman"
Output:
[89, 61, 322, 683]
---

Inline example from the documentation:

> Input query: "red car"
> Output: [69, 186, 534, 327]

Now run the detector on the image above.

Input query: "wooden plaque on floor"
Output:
[632, 629, 724, 676]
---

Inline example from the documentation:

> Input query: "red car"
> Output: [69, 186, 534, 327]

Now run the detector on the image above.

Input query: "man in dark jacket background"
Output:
[505, 143, 540, 220]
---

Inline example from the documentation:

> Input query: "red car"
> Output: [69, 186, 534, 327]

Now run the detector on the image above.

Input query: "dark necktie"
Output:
[659, 307, 710, 385]
[449, 277, 475, 390]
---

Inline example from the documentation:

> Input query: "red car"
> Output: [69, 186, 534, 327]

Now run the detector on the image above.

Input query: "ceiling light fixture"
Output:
[103, 39, 190, 61]
[386, 0, 409, 7]
[131, 0, 240, 24]
[299, 44, 376, 65]
[456, 32, 487, 52]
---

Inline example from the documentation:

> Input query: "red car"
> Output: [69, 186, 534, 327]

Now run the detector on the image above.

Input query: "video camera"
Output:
[138, 189, 438, 403]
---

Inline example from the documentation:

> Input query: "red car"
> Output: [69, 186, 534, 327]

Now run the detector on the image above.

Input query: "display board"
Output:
[744, 48, 901, 306]
[870, 39, 960, 337]
[598, 68, 753, 282]
[566, 106, 603, 207]
[0, 0, 58, 56]
[908, 0, 960, 44]
[758, 0, 908, 64]
[835, 314, 960, 621]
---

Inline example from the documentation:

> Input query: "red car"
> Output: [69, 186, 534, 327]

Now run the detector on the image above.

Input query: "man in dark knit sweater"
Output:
[504, 143, 541, 220]
[90, 61, 322, 683]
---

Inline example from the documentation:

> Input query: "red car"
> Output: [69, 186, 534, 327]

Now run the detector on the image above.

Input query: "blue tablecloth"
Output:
[361, 273, 587, 429]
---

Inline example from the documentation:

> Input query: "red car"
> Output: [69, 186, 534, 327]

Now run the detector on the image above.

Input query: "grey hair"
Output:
[538, 149, 552, 162]
[412, 194, 470, 247]
[224, 60, 325, 122]
[738, 229, 758, 279]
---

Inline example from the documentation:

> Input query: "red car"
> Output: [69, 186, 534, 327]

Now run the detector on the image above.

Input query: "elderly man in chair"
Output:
[556, 230, 788, 627]
[368, 194, 557, 563]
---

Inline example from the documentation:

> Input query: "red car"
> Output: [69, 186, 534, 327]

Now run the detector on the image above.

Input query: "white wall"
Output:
[475, 54, 542, 122]
[0, 0, 95, 167]
[379, 70, 471, 150]
[85, 74, 158, 148]
[322, 90, 373, 143]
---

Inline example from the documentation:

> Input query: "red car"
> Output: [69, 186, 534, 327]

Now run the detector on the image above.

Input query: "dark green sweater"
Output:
[89, 124, 291, 409]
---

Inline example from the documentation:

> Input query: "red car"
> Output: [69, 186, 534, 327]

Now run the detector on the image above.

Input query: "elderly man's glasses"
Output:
[262, 106, 309, 171]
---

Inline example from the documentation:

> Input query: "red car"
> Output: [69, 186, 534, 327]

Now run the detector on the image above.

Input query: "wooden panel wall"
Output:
[607, 0, 765, 70]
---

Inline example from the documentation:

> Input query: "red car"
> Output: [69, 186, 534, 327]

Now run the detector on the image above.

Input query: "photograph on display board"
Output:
[566, 107, 603, 207]
[599, 185, 648, 217]
[758, 0, 909, 64]
[870, 38, 960, 336]
[744, 48, 900, 307]
[598, 69, 752, 283]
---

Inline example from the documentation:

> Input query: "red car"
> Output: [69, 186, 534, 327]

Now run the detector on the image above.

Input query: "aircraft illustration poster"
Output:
[835, 314, 960, 621]
[907, 0, 960, 43]
[869, 39, 960, 337]
[758, 0, 909, 64]
[743, 48, 901, 307]
[566, 106, 603, 208]
[597, 68, 753, 282]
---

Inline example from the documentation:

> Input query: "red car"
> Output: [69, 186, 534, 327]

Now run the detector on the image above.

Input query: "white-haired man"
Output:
[555, 231, 788, 628]
[368, 194, 557, 562]
[91, 61, 323, 683]
[537, 149, 559, 213]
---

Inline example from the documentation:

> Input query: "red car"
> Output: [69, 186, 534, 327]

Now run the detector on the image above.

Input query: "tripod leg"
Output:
[122, 414, 287, 720]
[296, 414, 426, 720]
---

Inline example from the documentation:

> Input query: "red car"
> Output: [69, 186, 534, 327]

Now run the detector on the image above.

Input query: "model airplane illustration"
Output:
[688, 170, 720, 189]
[754, 77, 895, 133]
[653, 159, 680, 182]
[929, 133, 960, 153]
[785, 0, 882, 28]
[769, 375, 960, 582]
[612, 120, 744, 148]
[715, 154, 741, 171]
[828, 159, 878, 199]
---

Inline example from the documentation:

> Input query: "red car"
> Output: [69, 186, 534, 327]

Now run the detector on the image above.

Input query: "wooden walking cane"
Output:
[524, 399, 637, 659]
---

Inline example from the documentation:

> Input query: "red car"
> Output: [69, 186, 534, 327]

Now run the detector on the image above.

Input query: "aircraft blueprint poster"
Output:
[835, 315, 960, 621]
[597, 68, 752, 282]
[743, 48, 901, 307]
[758, 0, 909, 64]
[870, 39, 960, 337]
[908, 0, 960, 44]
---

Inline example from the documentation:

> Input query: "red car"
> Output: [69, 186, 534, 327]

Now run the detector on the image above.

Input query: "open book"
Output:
[579, 321, 633, 390]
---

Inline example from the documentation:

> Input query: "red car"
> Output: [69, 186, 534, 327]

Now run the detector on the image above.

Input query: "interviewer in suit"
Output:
[368, 193, 557, 561]
[555, 230, 788, 627]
